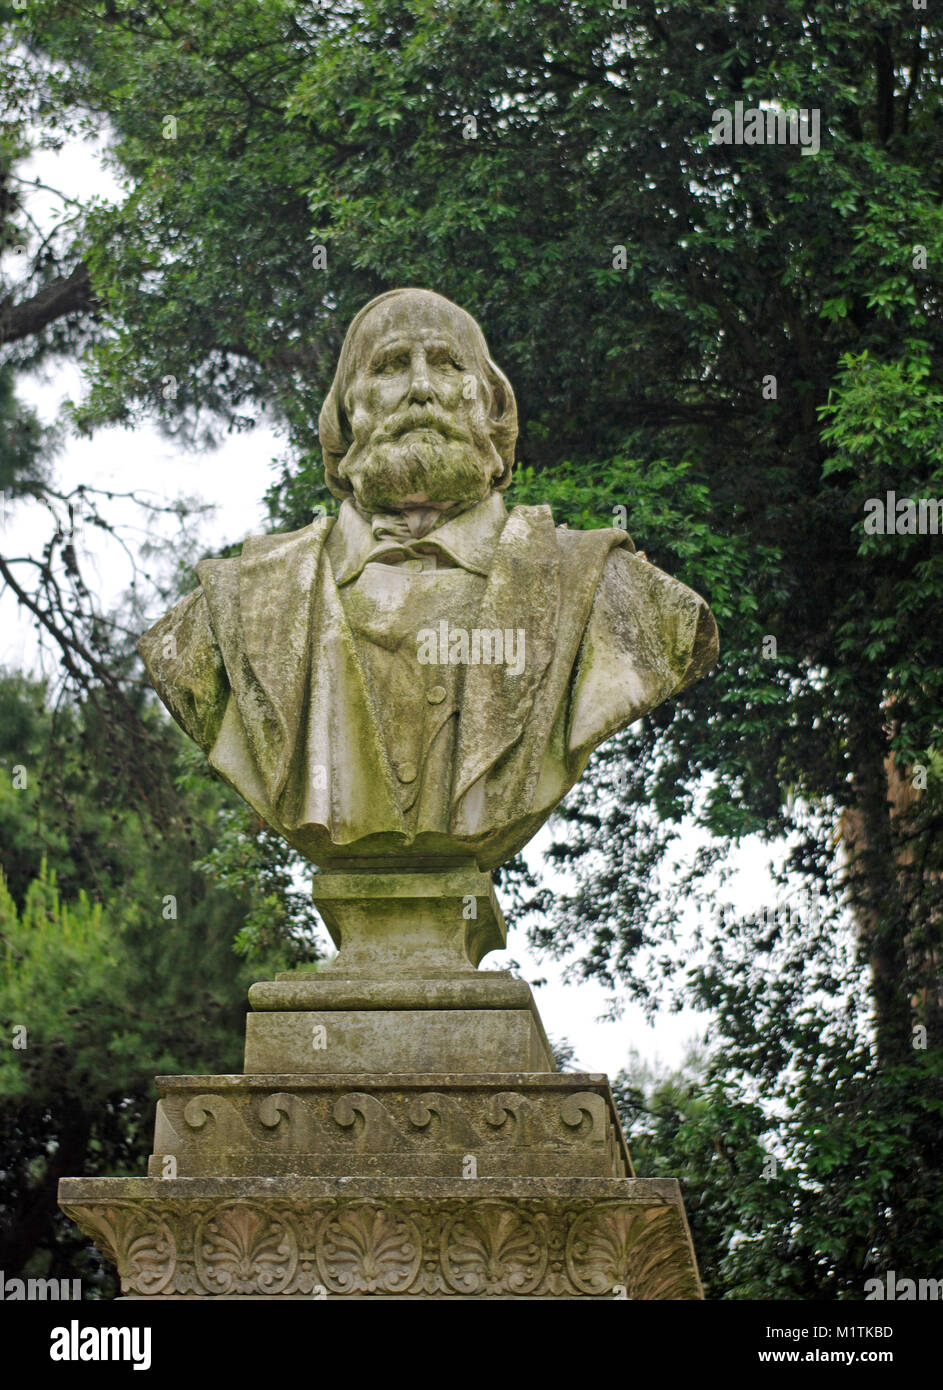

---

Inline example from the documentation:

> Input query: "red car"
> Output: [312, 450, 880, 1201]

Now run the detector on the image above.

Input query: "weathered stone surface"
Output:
[137, 288, 719, 875]
[250, 971, 533, 1012]
[58, 1176, 702, 1299]
[309, 868, 505, 973]
[243, 1008, 553, 1075]
[147, 1073, 631, 1179]
[245, 950, 554, 1074]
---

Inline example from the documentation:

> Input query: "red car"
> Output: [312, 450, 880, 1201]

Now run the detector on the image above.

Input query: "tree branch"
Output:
[0, 263, 96, 347]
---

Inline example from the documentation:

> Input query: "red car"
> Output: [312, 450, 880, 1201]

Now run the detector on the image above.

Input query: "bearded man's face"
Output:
[336, 300, 504, 513]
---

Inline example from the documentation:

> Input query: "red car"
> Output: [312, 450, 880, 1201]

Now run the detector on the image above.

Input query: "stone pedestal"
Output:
[59, 872, 703, 1299]
[310, 867, 506, 974]
[59, 1176, 700, 1299]
[244, 972, 554, 1074]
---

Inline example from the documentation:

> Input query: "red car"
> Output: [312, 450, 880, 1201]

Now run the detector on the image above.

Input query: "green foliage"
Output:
[0, 864, 138, 1106]
[0, 365, 54, 497]
[617, 911, 943, 1301]
[614, 1052, 788, 1299]
[186, 751, 326, 970]
[0, 673, 275, 1287]
[2, 0, 942, 1296]
[819, 346, 943, 771]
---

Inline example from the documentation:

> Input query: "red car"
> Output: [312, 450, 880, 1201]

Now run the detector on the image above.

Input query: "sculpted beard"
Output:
[339, 400, 502, 513]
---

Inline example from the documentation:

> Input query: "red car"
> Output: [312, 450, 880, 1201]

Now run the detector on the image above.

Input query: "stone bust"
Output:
[139, 288, 719, 872]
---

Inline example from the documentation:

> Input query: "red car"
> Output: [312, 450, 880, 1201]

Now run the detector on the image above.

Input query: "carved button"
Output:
[426, 685, 447, 704]
[397, 761, 418, 783]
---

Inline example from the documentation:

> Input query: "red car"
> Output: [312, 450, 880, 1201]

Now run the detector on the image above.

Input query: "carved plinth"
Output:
[310, 869, 506, 975]
[244, 1007, 553, 1074]
[58, 1177, 702, 1299]
[244, 967, 555, 1073]
[147, 1073, 632, 1178]
[58, 884, 704, 1298]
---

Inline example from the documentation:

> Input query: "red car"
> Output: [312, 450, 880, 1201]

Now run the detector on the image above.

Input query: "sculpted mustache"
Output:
[372, 408, 473, 443]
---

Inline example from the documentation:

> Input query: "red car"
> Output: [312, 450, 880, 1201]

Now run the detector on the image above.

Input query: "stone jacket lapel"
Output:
[198, 517, 406, 842]
[451, 510, 630, 836]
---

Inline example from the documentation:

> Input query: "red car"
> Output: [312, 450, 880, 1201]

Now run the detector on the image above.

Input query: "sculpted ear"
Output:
[318, 382, 354, 500]
[484, 358, 518, 490]
[488, 368, 513, 424]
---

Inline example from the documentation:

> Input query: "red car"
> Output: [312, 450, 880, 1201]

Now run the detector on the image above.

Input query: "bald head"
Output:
[318, 289, 517, 510]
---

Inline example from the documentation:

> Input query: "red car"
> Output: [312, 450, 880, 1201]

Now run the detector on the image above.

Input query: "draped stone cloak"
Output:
[138, 504, 718, 871]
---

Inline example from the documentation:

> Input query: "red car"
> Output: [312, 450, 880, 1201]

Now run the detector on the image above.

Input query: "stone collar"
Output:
[328, 490, 508, 586]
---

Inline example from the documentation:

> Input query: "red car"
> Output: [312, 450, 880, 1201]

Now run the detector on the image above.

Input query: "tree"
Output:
[0, 54, 209, 804]
[612, 1050, 793, 1300]
[3, 0, 942, 1292]
[0, 672, 313, 1287]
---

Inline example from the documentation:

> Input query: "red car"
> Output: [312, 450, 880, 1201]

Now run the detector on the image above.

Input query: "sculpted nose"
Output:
[407, 352, 434, 403]
[408, 375, 433, 403]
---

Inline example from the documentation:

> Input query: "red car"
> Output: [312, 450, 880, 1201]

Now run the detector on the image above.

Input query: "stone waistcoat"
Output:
[338, 560, 486, 832]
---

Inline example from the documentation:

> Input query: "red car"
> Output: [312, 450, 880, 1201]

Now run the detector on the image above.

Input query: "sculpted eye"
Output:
[426, 346, 462, 370]
[374, 352, 408, 374]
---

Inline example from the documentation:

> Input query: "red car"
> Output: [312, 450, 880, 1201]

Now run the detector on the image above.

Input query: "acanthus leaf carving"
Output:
[61, 1192, 701, 1299]
[566, 1202, 700, 1299]
[315, 1201, 421, 1294]
[195, 1201, 297, 1296]
[61, 1202, 176, 1296]
[441, 1201, 547, 1295]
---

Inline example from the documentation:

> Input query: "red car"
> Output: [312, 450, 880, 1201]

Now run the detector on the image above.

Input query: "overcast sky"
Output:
[2, 133, 785, 1082]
